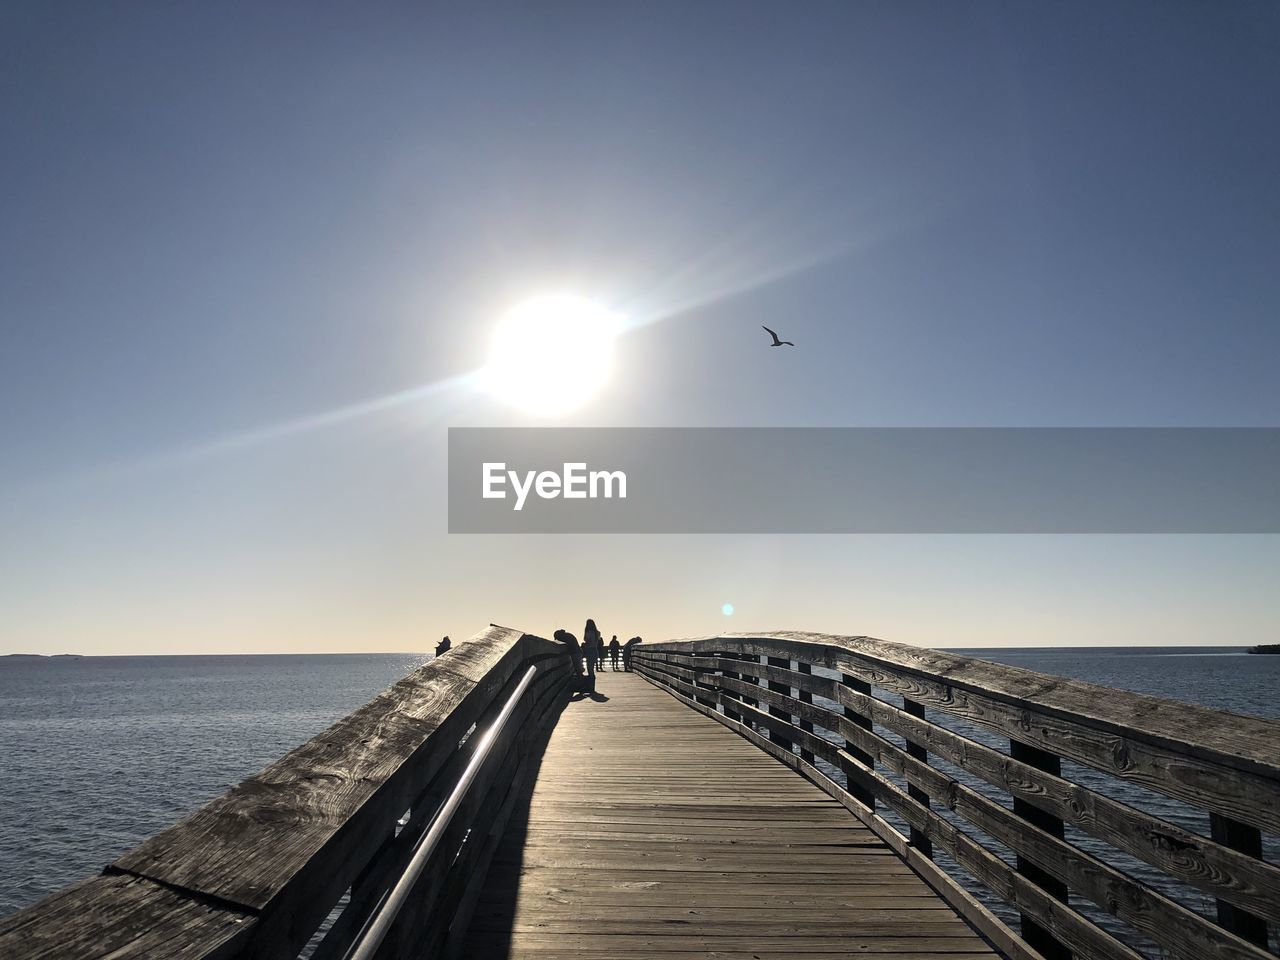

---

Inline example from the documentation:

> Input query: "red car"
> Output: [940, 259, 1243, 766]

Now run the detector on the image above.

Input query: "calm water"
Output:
[0, 645, 1277, 931]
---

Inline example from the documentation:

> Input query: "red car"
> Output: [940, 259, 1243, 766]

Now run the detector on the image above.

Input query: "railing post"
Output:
[720, 651, 742, 723]
[693, 653, 717, 710]
[739, 653, 760, 727]
[903, 698, 932, 858]
[1209, 814, 1269, 947]
[1009, 739, 1071, 960]
[841, 674, 875, 810]
[767, 655, 793, 752]
[352, 821, 396, 902]
[797, 662, 815, 763]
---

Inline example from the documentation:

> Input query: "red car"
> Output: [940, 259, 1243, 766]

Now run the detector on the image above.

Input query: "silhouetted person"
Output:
[554, 629, 589, 692]
[609, 636, 621, 670]
[583, 619, 602, 689]
[592, 624, 607, 672]
[435, 636, 451, 657]
[623, 636, 641, 671]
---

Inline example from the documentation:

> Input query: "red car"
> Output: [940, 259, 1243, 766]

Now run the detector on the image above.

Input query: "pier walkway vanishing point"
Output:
[461, 669, 990, 959]
[2, 626, 1278, 960]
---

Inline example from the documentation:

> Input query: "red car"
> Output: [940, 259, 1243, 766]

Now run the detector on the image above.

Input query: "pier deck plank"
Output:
[459, 670, 999, 960]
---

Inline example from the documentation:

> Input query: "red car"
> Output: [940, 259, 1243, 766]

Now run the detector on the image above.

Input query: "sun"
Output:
[483, 294, 622, 415]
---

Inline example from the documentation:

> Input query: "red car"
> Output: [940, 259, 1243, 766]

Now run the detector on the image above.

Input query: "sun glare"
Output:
[484, 294, 621, 416]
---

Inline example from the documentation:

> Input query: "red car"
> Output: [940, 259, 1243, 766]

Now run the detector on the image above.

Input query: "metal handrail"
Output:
[345, 664, 539, 960]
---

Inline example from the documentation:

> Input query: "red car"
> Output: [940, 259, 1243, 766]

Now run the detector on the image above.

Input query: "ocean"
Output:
[1, 645, 1276, 931]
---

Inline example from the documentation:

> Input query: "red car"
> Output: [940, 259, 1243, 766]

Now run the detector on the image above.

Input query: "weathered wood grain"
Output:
[0, 873, 252, 960]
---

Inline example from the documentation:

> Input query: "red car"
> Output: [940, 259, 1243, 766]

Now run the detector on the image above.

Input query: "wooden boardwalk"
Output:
[460, 669, 1000, 960]
[6, 628, 1277, 960]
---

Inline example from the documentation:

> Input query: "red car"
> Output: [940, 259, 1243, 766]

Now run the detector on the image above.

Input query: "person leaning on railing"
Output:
[622, 636, 640, 671]
[553, 628, 591, 693]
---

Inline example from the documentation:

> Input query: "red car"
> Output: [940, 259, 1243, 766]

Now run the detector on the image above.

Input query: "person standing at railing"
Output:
[434, 636, 451, 657]
[609, 636, 621, 670]
[622, 636, 640, 671]
[582, 619, 602, 690]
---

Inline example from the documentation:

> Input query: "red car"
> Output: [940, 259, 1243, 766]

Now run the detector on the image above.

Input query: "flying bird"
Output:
[762, 325, 795, 347]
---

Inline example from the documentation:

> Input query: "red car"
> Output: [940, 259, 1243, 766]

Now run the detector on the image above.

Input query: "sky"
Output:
[2, 1, 1278, 655]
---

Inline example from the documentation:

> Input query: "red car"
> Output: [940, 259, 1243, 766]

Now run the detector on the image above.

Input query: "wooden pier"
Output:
[461, 669, 994, 959]
[2, 627, 1278, 960]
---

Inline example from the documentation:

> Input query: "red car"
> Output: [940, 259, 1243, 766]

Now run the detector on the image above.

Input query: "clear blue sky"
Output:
[2, 2, 1278, 653]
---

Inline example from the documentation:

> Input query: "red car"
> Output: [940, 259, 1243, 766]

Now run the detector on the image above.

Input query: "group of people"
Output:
[436, 624, 640, 694]
[554, 619, 641, 692]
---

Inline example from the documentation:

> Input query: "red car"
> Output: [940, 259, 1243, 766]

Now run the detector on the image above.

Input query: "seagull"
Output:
[762, 325, 795, 347]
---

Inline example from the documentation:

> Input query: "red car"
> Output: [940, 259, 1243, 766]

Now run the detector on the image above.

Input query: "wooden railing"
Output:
[634, 632, 1280, 960]
[0, 624, 581, 960]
